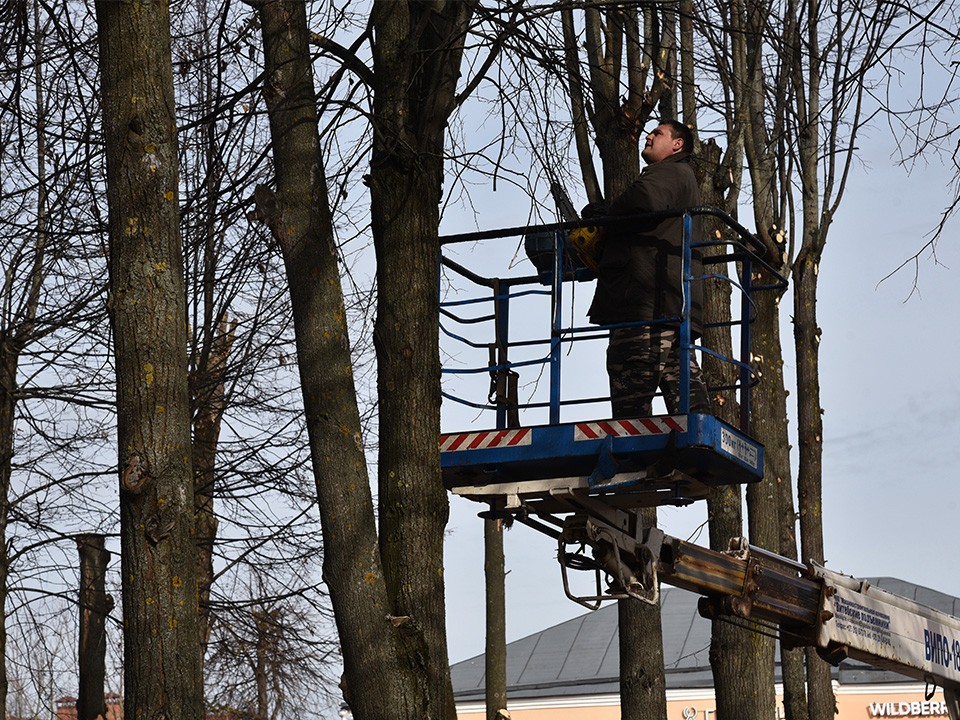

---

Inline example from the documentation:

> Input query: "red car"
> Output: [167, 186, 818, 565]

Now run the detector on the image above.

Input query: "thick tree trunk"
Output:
[748, 282, 795, 720]
[618, 507, 667, 720]
[773, 279, 808, 720]
[96, 2, 203, 719]
[370, 151, 453, 717]
[740, 277, 781, 720]
[368, 3, 474, 718]
[706, 482, 776, 720]
[695, 141, 776, 720]
[790, 1, 833, 706]
[726, 0, 809, 712]
[793, 252, 834, 720]
[253, 3, 411, 718]
[766, 307, 810, 720]
[77, 535, 111, 720]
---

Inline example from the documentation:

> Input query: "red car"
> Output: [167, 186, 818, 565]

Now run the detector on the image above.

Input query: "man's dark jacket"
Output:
[587, 153, 704, 336]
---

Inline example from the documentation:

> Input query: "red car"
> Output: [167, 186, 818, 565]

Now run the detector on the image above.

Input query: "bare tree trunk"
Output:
[619, 507, 668, 720]
[736, 84, 780, 715]
[484, 519, 507, 720]
[369, 3, 475, 718]
[721, 0, 809, 714]
[96, 2, 203, 718]
[745, 257, 810, 720]
[757, 273, 808, 720]
[254, 610, 270, 720]
[0, 352, 13, 718]
[252, 3, 411, 718]
[787, 0, 835, 714]
[190, 0, 231, 661]
[794, 240, 833, 720]
[192, 317, 233, 656]
[694, 133, 777, 719]
[684, 138, 752, 720]
[77, 535, 111, 720]
[794, 250, 834, 720]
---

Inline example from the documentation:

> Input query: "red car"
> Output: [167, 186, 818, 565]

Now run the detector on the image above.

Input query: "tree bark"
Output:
[618, 508, 667, 720]
[726, 0, 808, 713]
[77, 535, 112, 720]
[745, 280, 792, 720]
[789, 0, 835, 713]
[484, 519, 507, 720]
[190, 0, 232, 659]
[754, 275, 809, 720]
[252, 3, 411, 718]
[0, 350, 13, 718]
[192, 316, 233, 655]
[695, 137, 777, 720]
[369, 3, 475, 718]
[96, 2, 203, 719]
[794, 250, 834, 720]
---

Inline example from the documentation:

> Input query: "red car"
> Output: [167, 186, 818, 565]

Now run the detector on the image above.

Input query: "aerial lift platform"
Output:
[437, 207, 960, 716]
[439, 207, 778, 510]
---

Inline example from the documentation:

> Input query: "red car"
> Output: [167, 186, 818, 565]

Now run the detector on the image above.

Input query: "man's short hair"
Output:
[661, 119, 695, 156]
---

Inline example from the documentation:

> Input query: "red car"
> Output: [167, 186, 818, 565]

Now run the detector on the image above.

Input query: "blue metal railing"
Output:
[438, 208, 787, 434]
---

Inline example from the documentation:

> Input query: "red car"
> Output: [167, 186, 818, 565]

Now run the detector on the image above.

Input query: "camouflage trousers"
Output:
[606, 326, 710, 418]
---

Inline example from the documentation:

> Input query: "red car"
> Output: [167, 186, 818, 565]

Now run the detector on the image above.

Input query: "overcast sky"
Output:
[439, 129, 960, 664]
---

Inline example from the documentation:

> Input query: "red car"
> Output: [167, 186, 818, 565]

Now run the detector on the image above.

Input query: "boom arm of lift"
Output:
[547, 505, 960, 719]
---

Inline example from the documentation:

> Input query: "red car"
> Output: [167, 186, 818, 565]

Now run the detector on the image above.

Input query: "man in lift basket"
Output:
[583, 119, 710, 419]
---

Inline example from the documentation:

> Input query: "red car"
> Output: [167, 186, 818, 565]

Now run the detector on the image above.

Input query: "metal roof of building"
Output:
[451, 577, 960, 702]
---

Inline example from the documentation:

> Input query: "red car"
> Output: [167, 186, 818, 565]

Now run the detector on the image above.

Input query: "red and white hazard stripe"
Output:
[439, 428, 532, 452]
[574, 416, 686, 441]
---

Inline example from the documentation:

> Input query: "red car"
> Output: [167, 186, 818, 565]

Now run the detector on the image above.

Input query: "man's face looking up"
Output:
[641, 124, 683, 165]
